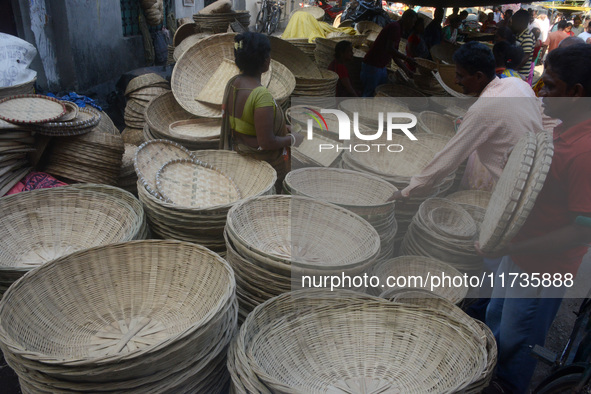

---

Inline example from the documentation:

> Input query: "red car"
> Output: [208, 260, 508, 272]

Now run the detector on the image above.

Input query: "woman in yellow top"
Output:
[220, 32, 303, 192]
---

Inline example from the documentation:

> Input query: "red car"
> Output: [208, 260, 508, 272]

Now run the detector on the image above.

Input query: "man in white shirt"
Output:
[571, 16, 584, 36]
[493, 7, 502, 23]
[579, 22, 591, 43]
[537, 13, 550, 42]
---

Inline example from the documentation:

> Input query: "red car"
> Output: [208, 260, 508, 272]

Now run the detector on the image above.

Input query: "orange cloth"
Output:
[543, 30, 569, 53]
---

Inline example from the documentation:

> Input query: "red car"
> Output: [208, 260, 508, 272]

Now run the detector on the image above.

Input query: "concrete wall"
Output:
[11, 0, 145, 92]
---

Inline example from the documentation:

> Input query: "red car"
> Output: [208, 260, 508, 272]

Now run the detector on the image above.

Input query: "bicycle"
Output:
[255, 0, 284, 35]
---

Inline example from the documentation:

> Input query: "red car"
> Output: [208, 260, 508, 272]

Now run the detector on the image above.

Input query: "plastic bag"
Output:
[0, 33, 37, 88]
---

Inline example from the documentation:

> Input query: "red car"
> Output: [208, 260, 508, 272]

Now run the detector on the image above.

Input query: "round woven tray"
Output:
[371, 256, 468, 303]
[33, 107, 102, 136]
[156, 158, 242, 208]
[479, 132, 537, 252]
[0, 240, 236, 391]
[173, 22, 198, 47]
[414, 58, 437, 75]
[173, 33, 212, 62]
[168, 118, 220, 140]
[172, 34, 296, 117]
[435, 65, 469, 98]
[125, 73, 168, 96]
[226, 195, 380, 270]
[446, 190, 492, 210]
[134, 139, 196, 199]
[418, 110, 457, 137]
[235, 290, 486, 393]
[0, 94, 66, 124]
[57, 101, 79, 121]
[497, 131, 554, 249]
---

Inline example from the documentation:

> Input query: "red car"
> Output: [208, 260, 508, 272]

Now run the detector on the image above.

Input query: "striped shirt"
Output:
[516, 29, 534, 77]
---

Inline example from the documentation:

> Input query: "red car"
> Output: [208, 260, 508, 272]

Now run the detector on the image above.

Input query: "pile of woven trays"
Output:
[314, 37, 366, 93]
[124, 73, 170, 130]
[339, 99, 456, 253]
[193, 0, 250, 34]
[43, 111, 125, 185]
[144, 91, 219, 150]
[479, 132, 553, 253]
[135, 142, 276, 254]
[228, 289, 490, 393]
[401, 197, 483, 274]
[0, 77, 36, 99]
[283, 38, 316, 61]
[0, 118, 34, 195]
[224, 195, 380, 322]
[171, 34, 296, 118]
[0, 240, 237, 393]
[284, 167, 397, 262]
[0, 184, 146, 297]
[445, 189, 492, 228]
[381, 289, 497, 392]
[370, 255, 468, 303]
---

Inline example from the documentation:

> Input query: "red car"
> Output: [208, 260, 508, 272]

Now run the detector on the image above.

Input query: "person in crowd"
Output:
[220, 32, 303, 192]
[424, 7, 444, 49]
[579, 20, 591, 43]
[536, 13, 551, 42]
[481, 12, 497, 34]
[444, 7, 459, 26]
[494, 26, 516, 44]
[328, 40, 358, 97]
[478, 43, 591, 394]
[390, 42, 543, 199]
[493, 7, 502, 23]
[496, 9, 513, 30]
[493, 41, 524, 79]
[406, 18, 430, 63]
[544, 20, 570, 53]
[360, 9, 417, 97]
[532, 36, 585, 96]
[443, 16, 461, 44]
[571, 16, 584, 36]
[511, 10, 535, 79]
[531, 27, 543, 64]
[565, 22, 574, 37]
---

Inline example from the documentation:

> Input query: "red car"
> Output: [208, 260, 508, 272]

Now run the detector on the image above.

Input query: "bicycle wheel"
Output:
[255, 8, 268, 33]
[535, 373, 588, 394]
[268, 6, 281, 35]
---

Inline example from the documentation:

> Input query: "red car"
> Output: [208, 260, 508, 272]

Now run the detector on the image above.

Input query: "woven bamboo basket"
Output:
[374, 84, 429, 110]
[231, 289, 487, 394]
[414, 58, 438, 75]
[121, 127, 145, 146]
[418, 110, 457, 137]
[418, 197, 478, 239]
[173, 22, 198, 46]
[0, 77, 36, 99]
[269, 36, 323, 78]
[43, 113, 124, 185]
[370, 256, 468, 303]
[338, 98, 410, 130]
[435, 63, 469, 98]
[0, 240, 236, 392]
[226, 195, 380, 271]
[446, 189, 492, 210]
[284, 167, 397, 261]
[0, 186, 144, 296]
[283, 38, 316, 61]
[293, 69, 339, 97]
[193, 11, 250, 33]
[413, 132, 451, 153]
[137, 150, 276, 252]
[429, 42, 459, 64]
[355, 20, 382, 36]
[144, 92, 220, 150]
[173, 33, 212, 62]
[172, 34, 296, 117]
